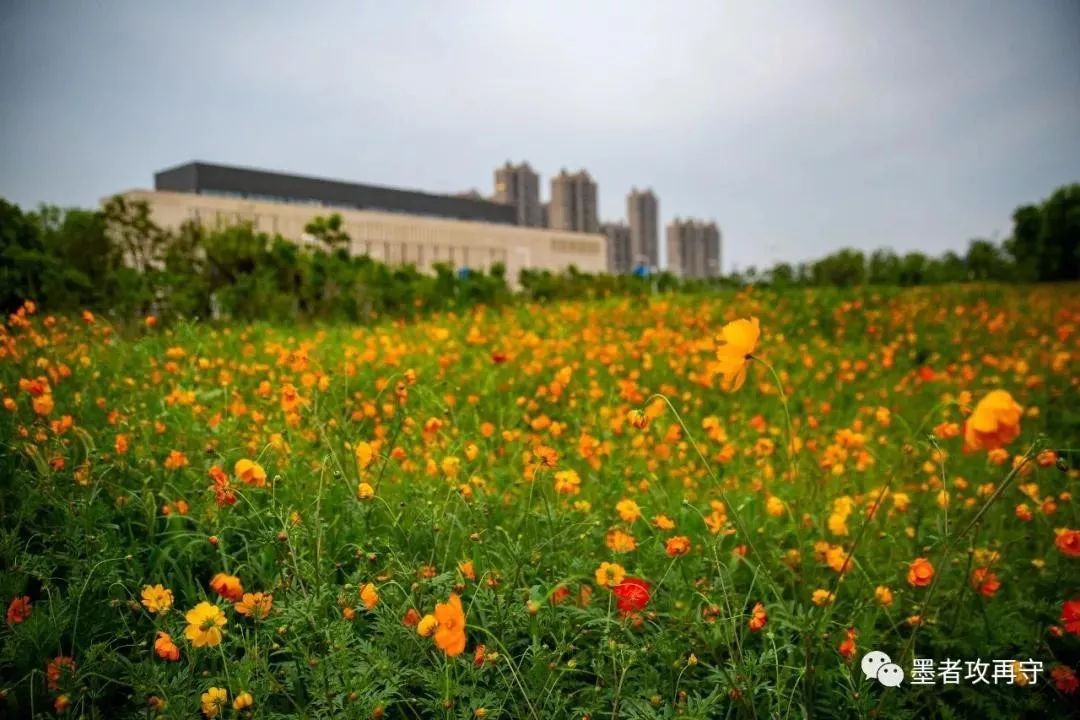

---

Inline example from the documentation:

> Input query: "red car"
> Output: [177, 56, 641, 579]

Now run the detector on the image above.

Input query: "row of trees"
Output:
[0, 197, 510, 322]
[736, 184, 1079, 288]
[1, 183, 1076, 321]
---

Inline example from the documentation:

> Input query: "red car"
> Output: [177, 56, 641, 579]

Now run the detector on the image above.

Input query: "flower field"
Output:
[2, 284, 1079, 719]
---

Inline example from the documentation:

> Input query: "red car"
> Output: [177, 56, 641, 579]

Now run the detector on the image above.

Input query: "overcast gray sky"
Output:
[1, 1, 1078, 271]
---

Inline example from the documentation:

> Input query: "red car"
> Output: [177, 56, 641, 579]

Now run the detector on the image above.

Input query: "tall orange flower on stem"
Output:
[714, 317, 760, 392]
[963, 390, 1022, 452]
[433, 593, 467, 657]
[907, 557, 935, 587]
[154, 631, 180, 661]
[747, 602, 767, 632]
[210, 573, 244, 601]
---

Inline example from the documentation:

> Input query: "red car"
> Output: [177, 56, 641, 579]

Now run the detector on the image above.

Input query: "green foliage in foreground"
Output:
[0, 285, 1078, 718]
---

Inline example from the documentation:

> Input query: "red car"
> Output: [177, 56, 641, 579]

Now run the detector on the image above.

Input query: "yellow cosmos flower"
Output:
[417, 614, 438, 637]
[232, 692, 253, 711]
[714, 317, 760, 392]
[605, 529, 637, 553]
[200, 687, 227, 718]
[184, 602, 227, 647]
[615, 499, 642, 523]
[594, 561, 626, 588]
[140, 584, 173, 614]
[234, 458, 267, 488]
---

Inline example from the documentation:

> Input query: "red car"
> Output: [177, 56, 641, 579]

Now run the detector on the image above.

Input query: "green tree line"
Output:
[1, 183, 1076, 321]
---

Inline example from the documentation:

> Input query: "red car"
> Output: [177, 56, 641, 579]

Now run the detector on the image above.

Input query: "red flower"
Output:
[838, 628, 857, 661]
[612, 577, 651, 616]
[47, 656, 76, 691]
[491, 350, 508, 364]
[1056, 529, 1080, 558]
[6, 595, 31, 625]
[550, 585, 571, 605]
[1061, 598, 1080, 636]
[1052, 665, 1078, 695]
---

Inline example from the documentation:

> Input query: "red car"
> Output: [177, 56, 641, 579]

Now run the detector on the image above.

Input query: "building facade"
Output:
[493, 161, 543, 227]
[602, 222, 633, 274]
[627, 188, 659, 270]
[549, 169, 599, 233]
[666, 218, 721, 278]
[113, 188, 608, 287]
[155, 161, 516, 225]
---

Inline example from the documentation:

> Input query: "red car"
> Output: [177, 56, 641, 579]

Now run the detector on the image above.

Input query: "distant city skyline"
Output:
[1, 1, 1078, 272]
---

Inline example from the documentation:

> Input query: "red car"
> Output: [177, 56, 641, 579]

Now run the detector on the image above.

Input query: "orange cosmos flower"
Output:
[280, 383, 303, 412]
[553, 469, 581, 495]
[154, 631, 180, 661]
[234, 458, 267, 488]
[627, 409, 650, 429]
[355, 441, 375, 470]
[714, 317, 760, 392]
[962, 390, 1022, 452]
[665, 536, 691, 557]
[235, 592, 273, 619]
[6, 595, 31, 625]
[163, 450, 189, 470]
[970, 567, 1001, 598]
[653, 514, 676, 530]
[616, 499, 642, 523]
[433, 593, 467, 657]
[747, 602, 767, 632]
[360, 583, 379, 610]
[1055, 528, 1080, 558]
[533, 445, 558, 469]
[32, 393, 54, 416]
[907, 557, 935, 587]
[232, 692, 253, 711]
[606, 529, 637, 553]
[209, 572, 244, 601]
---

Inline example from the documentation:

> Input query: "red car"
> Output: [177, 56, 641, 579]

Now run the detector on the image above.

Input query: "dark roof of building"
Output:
[154, 161, 516, 225]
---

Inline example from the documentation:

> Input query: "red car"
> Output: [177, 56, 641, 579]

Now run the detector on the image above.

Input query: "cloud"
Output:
[0, 0, 1077, 272]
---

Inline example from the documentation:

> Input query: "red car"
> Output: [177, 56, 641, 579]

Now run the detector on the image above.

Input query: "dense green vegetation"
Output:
[1, 183, 1077, 321]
